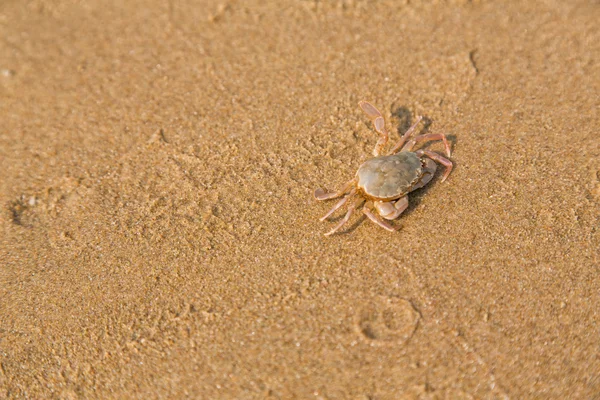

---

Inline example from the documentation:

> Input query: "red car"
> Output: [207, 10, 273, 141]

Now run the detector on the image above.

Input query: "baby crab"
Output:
[315, 101, 453, 236]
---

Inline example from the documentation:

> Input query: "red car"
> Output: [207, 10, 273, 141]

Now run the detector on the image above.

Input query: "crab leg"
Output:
[359, 101, 389, 156]
[402, 133, 451, 157]
[410, 158, 436, 190]
[416, 149, 453, 182]
[319, 189, 356, 221]
[362, 206, 398, 232]
[324, 199, 363, 236]
[387, 116, 423, 155]
[314, 179, 356, 201]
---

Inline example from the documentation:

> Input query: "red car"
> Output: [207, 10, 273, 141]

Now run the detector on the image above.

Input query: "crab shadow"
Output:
[401, 168, 450, 218]
[392, 107, 432, 136]
[391, 106, 457, 151]
[339, 214, 368, 235]
[391, 106, 457, 216]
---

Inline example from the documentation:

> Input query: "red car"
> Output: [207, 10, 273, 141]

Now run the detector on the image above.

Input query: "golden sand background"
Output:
[1, 1, 599, 398]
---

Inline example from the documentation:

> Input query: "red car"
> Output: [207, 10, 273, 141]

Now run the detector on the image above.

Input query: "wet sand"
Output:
[1, 1, 599, 398]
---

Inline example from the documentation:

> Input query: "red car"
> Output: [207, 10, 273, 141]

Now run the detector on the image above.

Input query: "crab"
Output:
[314, 101, 453, 236]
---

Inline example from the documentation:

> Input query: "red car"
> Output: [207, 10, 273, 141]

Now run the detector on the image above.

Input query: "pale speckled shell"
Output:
[356, 152, 423, 200]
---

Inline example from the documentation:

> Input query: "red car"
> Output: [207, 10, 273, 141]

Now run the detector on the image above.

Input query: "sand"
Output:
[1, 0, 599, 398]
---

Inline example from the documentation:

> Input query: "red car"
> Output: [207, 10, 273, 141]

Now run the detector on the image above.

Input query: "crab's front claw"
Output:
[314, 188, 328, 200]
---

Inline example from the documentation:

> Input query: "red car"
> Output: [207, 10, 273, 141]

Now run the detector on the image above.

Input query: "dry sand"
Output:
[1, 0, 599, 398]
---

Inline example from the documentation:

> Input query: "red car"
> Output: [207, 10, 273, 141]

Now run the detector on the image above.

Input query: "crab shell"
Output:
[356, 152, 429, 201]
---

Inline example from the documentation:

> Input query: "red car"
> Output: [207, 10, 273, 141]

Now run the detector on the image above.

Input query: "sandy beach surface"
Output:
[1, 0, 599, 398]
